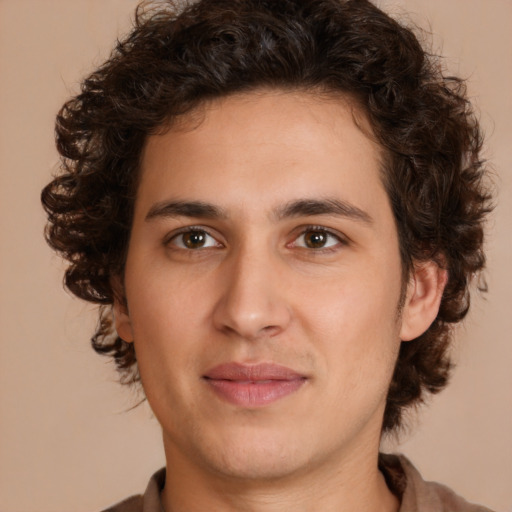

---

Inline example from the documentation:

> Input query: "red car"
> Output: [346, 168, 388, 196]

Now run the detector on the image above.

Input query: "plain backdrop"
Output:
[0, 1, 511, 511]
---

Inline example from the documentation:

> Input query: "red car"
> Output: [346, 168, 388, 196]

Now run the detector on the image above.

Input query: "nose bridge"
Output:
[212, 238, 291, 340]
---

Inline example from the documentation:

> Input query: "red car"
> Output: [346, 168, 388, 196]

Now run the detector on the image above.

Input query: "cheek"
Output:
[124, 268, 206, 379]
[299, 265, 401, 336]
[126, 256, 206, 332]
[298, 266, 402, 379]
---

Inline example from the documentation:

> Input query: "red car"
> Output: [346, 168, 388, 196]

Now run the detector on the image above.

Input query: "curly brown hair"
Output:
[41, 0, 492, 431]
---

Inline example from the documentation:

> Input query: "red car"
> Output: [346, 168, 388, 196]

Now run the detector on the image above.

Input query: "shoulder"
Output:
[101, 495, 143, 512]
[380, 454, 495, 512]
[100, 467, 166, 512]
[425, 480, 494, 512]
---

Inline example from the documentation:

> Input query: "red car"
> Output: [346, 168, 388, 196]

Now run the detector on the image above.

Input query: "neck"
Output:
[161, 439, 399, 512]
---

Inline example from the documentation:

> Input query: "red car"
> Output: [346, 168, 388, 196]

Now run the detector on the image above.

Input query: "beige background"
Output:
[0, 1, 510, 511]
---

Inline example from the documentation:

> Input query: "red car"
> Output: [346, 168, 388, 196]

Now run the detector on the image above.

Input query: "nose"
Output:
[212, 247, 292, 341]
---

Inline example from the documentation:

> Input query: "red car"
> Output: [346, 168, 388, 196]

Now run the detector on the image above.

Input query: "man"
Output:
[41, 0, 493, 510]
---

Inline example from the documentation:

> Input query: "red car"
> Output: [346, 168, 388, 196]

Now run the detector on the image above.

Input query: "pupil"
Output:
[306, 231, 326, 248]
[184, 231, 205, 248]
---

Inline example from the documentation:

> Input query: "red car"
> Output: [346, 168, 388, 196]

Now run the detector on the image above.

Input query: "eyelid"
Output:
[288, 225, 349, 250]
[164, 225, 224, 249]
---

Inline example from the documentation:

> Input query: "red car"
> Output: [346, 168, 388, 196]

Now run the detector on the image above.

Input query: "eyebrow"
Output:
[145, 197, 373, 225]
[274, 198, 373, 224]
[145, 200, 228, 221]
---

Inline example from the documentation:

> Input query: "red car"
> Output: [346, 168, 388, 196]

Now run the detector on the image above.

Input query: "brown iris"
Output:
[303, 230, 328, 249]
[182, 230, 207, 249]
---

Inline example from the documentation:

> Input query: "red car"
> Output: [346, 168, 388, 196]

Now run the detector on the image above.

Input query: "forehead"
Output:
[137, 90, 388, 221]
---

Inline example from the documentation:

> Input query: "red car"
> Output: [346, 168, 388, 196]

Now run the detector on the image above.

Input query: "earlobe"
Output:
[111, 276, 134, 343]
[399, 261, 448, 342]
[113, 299, 134, 343]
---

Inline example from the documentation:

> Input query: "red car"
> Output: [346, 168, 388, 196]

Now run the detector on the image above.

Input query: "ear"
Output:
[111, 276, 134, 343]
[400, 261, 448, 342]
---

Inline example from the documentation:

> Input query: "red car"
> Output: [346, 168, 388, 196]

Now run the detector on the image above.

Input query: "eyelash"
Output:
[165, 226, 222, 250]
[289, 225, 347, 252]
[164, 225, 347, 252]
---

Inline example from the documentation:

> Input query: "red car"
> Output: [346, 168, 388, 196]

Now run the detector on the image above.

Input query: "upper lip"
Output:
[204, 362, 306, 381]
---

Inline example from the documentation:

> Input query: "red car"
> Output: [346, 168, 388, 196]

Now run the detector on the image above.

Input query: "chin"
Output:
[201, 429, 311, 482]
[215, 452, 307, 482]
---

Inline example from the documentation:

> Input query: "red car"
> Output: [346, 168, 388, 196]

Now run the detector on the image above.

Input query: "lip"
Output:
[203, 362, 307, 407]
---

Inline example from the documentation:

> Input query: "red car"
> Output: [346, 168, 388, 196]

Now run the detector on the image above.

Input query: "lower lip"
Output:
[204, 378, 306, 407]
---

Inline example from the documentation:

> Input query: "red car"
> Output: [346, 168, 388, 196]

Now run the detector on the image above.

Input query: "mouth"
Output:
[203, 362, 307, 407]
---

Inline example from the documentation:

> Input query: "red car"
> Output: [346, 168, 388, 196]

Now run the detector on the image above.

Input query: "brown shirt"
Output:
[102, 454, 494, 512]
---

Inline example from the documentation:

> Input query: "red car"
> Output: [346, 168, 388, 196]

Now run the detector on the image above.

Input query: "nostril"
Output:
[261, 325, 282, 337]
[219, 322, 282, 341]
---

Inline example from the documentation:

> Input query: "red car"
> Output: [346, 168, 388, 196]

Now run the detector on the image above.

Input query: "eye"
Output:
[169, 229, 221, 250]
[293, 228, 343, 250]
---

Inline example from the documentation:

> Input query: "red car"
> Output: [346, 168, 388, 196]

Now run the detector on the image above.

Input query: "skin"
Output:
[114, 90, 446, 512]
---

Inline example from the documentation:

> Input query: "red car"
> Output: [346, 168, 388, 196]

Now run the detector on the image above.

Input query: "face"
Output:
[115, 91, 439, 482]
